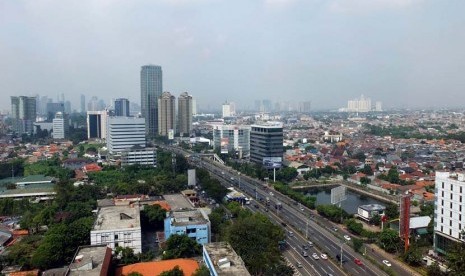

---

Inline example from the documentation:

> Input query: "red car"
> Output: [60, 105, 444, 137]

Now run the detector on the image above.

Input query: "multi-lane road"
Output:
[164, 145, 414, 276]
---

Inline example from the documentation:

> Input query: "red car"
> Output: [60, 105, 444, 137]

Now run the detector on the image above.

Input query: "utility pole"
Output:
[306, 220, 308, 239]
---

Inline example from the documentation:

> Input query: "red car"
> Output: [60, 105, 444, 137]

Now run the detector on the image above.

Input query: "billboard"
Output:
[220, 138, 229, 154]
[168, 129, 174, 140]
[263, 157, 282, 169]
[188, 169, 196, 187]
[331, 186, 347, 205]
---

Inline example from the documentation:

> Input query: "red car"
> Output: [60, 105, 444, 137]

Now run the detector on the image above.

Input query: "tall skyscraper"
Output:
[115, 98, 130, 117]
[158, 92, 176, 136]
[178, 92, 193, 136]
[80, 94, 86, 113]
[141, 65, 163, 137]
[46, 102, 65, 122]
[11, 96, 36, 135]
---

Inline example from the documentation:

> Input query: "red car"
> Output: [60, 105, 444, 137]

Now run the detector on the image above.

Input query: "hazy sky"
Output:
[1, 0, 465, 112]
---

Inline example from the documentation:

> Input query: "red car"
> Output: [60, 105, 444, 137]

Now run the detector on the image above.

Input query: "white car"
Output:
[383, 260, 392, 267]
[320, 254, 328, 260]
[312, 253, 320, 260]
[344, 235, 351, 241]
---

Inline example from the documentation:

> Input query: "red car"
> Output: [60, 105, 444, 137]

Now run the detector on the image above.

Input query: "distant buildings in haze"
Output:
[11, 96, 36, 135]
[158, 92, 176, 137]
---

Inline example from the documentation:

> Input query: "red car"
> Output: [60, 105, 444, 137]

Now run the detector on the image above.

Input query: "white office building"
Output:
[434, 171, 465, 255]
[90, 205, 142, 253]
[213, 125, 251, 158]
[106, 117, 146, 154]
[121, 147, 157, 167]
[52, 112, 69, 139]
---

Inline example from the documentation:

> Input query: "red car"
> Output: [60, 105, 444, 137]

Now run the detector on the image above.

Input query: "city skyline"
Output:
[2, 1, 465, 112]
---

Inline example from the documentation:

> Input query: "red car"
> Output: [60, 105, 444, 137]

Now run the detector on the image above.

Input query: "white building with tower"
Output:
[52, 112, 69, 139]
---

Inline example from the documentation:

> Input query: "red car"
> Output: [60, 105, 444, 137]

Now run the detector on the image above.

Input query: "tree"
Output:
[346, 219, 364, 235]
[352, 238, 363, 253]
[403, 246, 423, 266]
[141, 204, 166, 230]
[370, 214, 381, 226]
[114, 246, 138, 265]
[163, 234, 202, 260]
[386, 166, 400, 184]
[360, 177, 371, 185]
[361, 165, 373, 176]
[378, 229, 401, 253]
[385, 203, 399, 220]
[226, 213, 284, 275]
[427, 261, 446, 276]
[159, 265, 184, 276]
[192, 265, 210, 276]
[446, 238, 465, 275]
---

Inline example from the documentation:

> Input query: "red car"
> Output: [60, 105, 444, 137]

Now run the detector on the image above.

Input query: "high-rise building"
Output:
[86, 110, 108, 139]
[52, 112, 69, 139]
[192, 98, 197, 116]
[178, 92, 193, 136]
[141, 65, 163, 137]
[222, 101, 234, 117]
[347, 95, 372, 112]
[213, 125, 251, 158]
[80, 94, 86, 113]
[64, 100, 71, 114]
[114, 98, 130, 117]
[375, 101, 383, 112]
[298, 101, 311, 113]
[434, 171, 465, 255]
[250, 122, 283, 164]
[11, 96, 36, 135]
[158, 92, 176, 136]
[106, 117, 146, 154]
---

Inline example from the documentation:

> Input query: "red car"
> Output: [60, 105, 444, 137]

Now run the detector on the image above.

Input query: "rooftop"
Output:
[69, 245, 112, 276]
[170, 209, 209, 226]
[164, 194, 193, 210]
[359, 204, 386, 212]
[115, 259, 199, 276]
[92, 205, 141, 231]
[203, 242, 251, 276]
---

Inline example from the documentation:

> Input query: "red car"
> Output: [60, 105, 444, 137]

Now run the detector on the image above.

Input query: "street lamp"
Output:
[238, 172, 241, 189]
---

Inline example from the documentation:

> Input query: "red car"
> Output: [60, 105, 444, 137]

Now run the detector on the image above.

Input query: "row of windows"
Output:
[441, 182, 464, 193]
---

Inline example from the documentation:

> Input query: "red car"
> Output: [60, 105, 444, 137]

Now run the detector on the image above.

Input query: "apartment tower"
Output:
[141, 65, 163, 137]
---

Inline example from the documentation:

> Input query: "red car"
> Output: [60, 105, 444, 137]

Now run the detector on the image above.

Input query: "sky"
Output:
[1, 0, 465, 112]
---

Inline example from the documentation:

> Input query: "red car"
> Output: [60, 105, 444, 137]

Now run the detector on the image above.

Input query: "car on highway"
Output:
[312, 253, 320, 260]
[254, 204, 259, 208]
[307, 241, 314, 247]
[320, 254, 328, 260]
[302, 245, 309, 251]
[288, 231, 294, 237]
[300, 207, 304, 211]
[344, 235, 351, 241]
[264, 208, 269, 212]
[281, 222, 287, 227]
[383, 260, 392, 267]
[302, 251, 308, 257]
[354, 258, 363, 266]
[296, 262, 303, 268]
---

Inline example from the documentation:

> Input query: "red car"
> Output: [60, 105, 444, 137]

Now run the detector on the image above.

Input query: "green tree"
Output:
[446, 238, 465, 275]
[427, 262, 446, 276]
[115, 246, 139, 265]
[378, 229, 401, 253]
[159, 266, 184, 276]
[386, 166, 400, 184]
[192, 265, 210, 276]
[226, 213, 284, 275]
[370, 214, 381, 226]
[163, 234, 202, 260]
[403, 246, 423, 266]
[385, 203, 399, 220]
[141, 204, 167, 230]
[352, 238, 364, 253]
[360, 177, 371, 185]
[346, 219, 364, 235]
[361, 165, 373, 176]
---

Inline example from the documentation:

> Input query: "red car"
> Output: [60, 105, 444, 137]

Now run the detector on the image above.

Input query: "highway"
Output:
[163, 146, 412, 276]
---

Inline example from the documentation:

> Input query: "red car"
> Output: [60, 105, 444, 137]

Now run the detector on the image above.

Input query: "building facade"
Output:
[213, 125, 251, 158]
[222, 102, 234, 117]
[250, 122, 283, 164]
[87, 110, 108, 139]
[90, 205, 142, 254]
[52, 112, 69, 139]
[164, 209, 210, 245]
[158, 92, 176, 136]
[347, 95, 372, 112]
[178, 92, 193, 136]
[141, 65, 163, 137]
[121, 147, 157, 167]
[106, 117, 146, 154]
[11, 96, 36, 135]
[114, 98, 130, 117]
[434, 171, 465, 255]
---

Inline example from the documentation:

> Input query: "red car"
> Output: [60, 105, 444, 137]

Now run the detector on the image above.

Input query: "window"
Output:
[442, 182, 444, 189]
[115, 242, 119, 248]
[115, 234, 119, 240]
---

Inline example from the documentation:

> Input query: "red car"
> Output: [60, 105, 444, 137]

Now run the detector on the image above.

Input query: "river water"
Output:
[298, 185, 386, 215]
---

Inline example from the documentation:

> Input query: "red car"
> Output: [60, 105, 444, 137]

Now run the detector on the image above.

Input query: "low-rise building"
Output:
[357, 204, 386, 221]
[90, 205, 142, 254]
[69, 245, 112, 276]
[164, 209, 210, 245]
[203, 242, 250, 276]
[121, 147, 157, 167]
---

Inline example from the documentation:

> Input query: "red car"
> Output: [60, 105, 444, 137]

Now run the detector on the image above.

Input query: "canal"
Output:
[298, 185, 387, 215]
